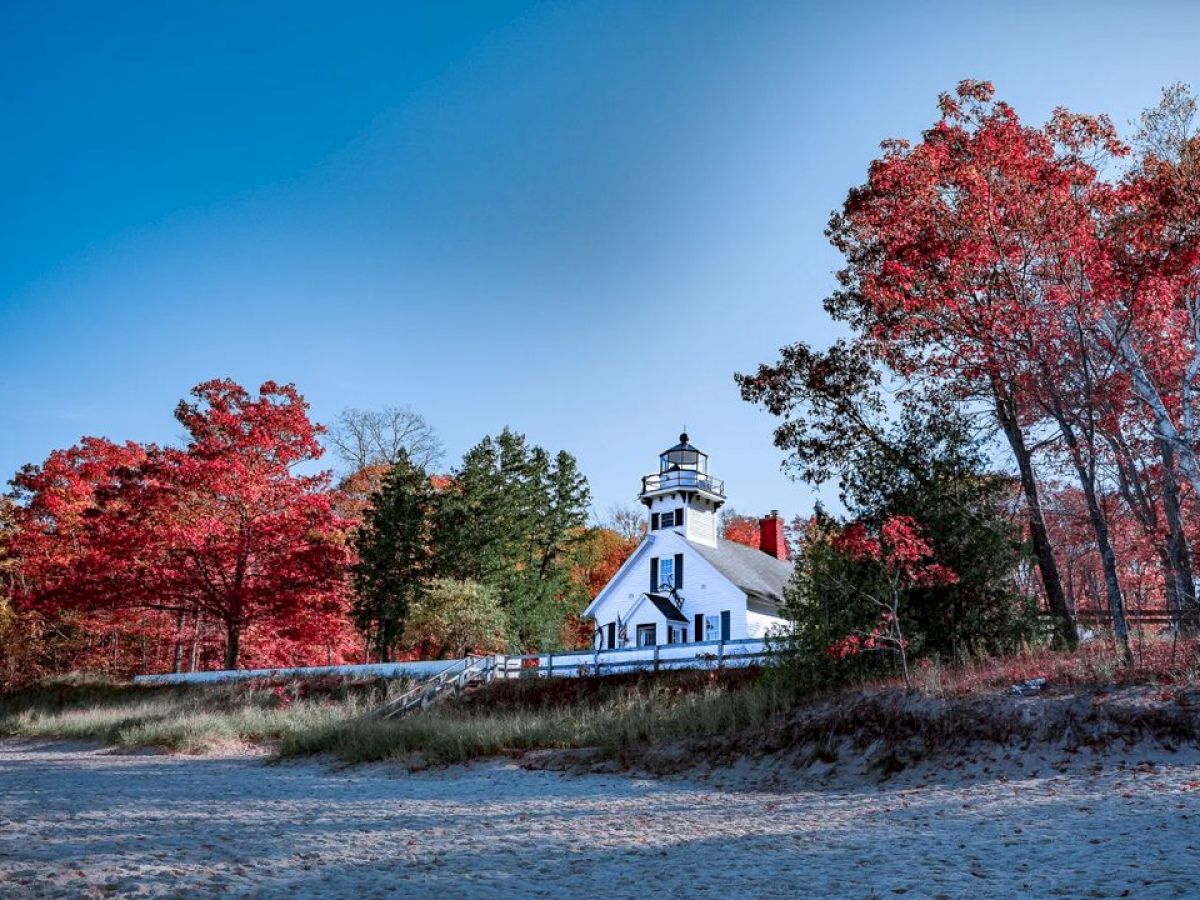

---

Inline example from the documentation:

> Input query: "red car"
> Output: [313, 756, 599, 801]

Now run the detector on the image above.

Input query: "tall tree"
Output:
[434, 429, 590, 650]
[328, 406, 444, 472]
[352, 452, 436, 661]
[784, 82, 1145, 651]
[12, 380, 353, 671]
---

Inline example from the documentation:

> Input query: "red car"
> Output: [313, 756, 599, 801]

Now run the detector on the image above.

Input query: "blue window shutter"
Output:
[650, 557, 659, 592]
[651, 512, 660, 530]
[674, 553, 684, 589]
[607, 622, 616, 649]
[720, 610, 731, 641]
[694, 614, 703, 643]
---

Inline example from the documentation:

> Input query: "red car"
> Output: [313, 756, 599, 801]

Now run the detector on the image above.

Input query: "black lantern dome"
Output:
[659, 432, 707, 475]
[639, 432, 725, 503]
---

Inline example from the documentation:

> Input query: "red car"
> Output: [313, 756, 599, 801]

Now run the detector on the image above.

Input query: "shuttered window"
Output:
[659, 557, 674, 589]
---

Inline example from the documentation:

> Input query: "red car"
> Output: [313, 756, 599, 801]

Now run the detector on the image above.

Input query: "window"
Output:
[658, 556, 675, 590]
[636, 624, 657, 647]
[658, 510, 676, 528]
[667, 624, 687, 645]
[704, 614, 720, 641]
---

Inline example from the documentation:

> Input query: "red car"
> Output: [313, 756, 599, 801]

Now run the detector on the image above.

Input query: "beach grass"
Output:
[278, 669, 788, 765]
[0, 673, 408, 754]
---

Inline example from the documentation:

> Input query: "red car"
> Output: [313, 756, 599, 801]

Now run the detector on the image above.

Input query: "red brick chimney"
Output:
[759, 510, 788, 560]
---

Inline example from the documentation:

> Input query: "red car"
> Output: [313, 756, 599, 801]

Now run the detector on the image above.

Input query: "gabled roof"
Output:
[583, 533, 657, 618]
[686, 538, 794, 606]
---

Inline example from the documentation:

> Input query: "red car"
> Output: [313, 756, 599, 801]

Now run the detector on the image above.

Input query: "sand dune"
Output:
[1, 738, 1198, 898]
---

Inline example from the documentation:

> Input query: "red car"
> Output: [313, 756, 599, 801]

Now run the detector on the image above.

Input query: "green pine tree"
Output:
[433, 429, 591, 651]
[352, 451, 435, 661]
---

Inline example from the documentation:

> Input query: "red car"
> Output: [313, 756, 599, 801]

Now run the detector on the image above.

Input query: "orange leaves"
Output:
[722, 515, 761, 549]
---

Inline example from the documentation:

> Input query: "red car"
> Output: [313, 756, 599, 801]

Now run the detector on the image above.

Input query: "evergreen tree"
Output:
[352, 452, 435, 661]
[434, 429, 590, 650]
[840, 412, 1039, 659]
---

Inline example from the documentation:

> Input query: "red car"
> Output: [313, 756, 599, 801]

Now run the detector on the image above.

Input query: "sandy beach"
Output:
[1, 738, 1199, 899]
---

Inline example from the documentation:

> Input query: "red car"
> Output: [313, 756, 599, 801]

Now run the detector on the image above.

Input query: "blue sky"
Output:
[3, 0, 1198, 521]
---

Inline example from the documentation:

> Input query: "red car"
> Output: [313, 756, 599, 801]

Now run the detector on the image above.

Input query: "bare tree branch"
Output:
[327, 406, 444, 472]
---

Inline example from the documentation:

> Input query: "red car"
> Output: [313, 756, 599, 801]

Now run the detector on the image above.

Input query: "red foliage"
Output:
[833, 515, 958, 588]
[722, 515, 761, 549]
[11, 379, 355, 673]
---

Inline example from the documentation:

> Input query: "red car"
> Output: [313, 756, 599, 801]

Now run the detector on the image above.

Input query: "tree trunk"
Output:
[224, 620, 240, 671]
[1057, 419, 1133, 666]
[1160, 441, 1199, 630]
[993, 390, 1077, 647]
[171, 610, 187, 674]
[190, 612, 204, 672]
[1157, 546, 1183, 627]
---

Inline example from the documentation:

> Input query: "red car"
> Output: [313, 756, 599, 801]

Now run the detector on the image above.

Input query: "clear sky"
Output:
[3, 0, 1198, 521]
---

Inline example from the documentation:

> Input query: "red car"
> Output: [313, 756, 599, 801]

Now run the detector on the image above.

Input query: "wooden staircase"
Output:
[363, 654, 500, 721]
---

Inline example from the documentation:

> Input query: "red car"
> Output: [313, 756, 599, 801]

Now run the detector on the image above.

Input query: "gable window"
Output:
[658, 556, 675, 590]
[659, 510, 676, 529]
[636, 624, 657, 647]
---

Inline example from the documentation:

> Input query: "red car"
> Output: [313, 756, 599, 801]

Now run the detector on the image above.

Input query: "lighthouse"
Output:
[638, 433, 724, 548]
[583, 432, 793, 649]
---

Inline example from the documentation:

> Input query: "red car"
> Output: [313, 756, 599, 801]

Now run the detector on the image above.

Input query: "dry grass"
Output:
[907, 635, 1200, 697]
[0, 673, 410, 753]
[278, 668, 779, 766]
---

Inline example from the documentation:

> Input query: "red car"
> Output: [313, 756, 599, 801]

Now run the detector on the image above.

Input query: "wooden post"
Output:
[718, 639, 725, 668]
[653, 644, 660, 672]
[547, 652, 554, 679]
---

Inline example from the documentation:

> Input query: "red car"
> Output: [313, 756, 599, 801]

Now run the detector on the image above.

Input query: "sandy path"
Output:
[1, 739, 1198, 898]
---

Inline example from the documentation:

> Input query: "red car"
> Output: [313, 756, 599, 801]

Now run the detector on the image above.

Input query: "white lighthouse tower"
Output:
[638, 432, 725, 548]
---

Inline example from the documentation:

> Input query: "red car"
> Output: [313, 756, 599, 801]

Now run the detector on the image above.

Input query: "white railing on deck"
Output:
[525, 637, 770, 677]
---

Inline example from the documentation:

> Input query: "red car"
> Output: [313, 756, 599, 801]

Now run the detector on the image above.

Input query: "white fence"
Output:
[131, 638, 776, 686]
[132, 660, 462, 686]
[529, 638, 772, 677]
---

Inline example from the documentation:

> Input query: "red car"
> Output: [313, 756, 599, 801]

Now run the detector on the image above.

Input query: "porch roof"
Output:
[643, 592, 688, 623]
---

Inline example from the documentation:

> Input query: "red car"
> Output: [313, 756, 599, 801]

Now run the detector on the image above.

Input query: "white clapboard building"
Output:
[584, 434, 792, 649]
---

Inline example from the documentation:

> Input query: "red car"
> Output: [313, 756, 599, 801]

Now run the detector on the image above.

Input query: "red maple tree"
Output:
[13, 380, 354, 671]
